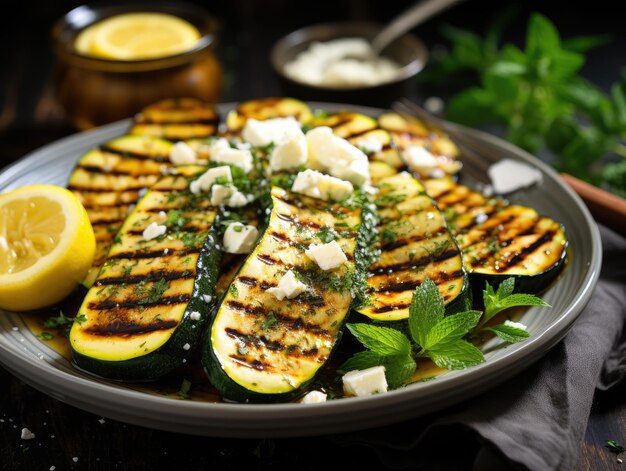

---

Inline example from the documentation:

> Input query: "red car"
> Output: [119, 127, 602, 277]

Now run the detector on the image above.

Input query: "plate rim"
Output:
[0, 101, 602, 437]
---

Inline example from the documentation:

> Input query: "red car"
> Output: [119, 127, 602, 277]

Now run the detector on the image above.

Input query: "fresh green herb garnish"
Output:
[229, 284, 239, 298]
[339, 277, 549, 389]
[317, 226, 337, 243]
[177, 379, 192, 400]
[41, 311, 87, 338]
[422, 11, 625, 197]
[605, 440, 625, 455]
[260, 312, 279, 330]
[135, 279, 170, 305]
[166, 209, 187, 229]
[37, 331, 55, 341]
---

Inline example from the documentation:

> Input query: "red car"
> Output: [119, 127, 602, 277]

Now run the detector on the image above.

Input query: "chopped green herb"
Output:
[260, 312, 278, 330]
[37, 331, 54, 341]
[229, 284, 239, 298]
[606, 440, 625, 455]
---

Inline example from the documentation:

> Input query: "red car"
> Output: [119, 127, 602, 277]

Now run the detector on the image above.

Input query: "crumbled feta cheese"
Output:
[189, 311, 202, 321]
[98, 418, 105, 424]
[267, 270, 307, 300]
[190, 166, 232, 194]
[227, 190, 249, 207]
[158, 210, 167, 219]
[241, 117, 303, 147]
[342, 366, 388, 396]
[403, 146, 438, 173]
[169, 141, 197, 165]
[73, 457, 78, 463]
[305, 240, 347, 271]
[183, 343, 191, 351]
[301, 390, 327, 403]
[291, 169, 353, 201]
[142, 222, 166, 241]
[487, 158, 543, 194]
[202, 294, 212, 303]
[357, 136, 383, 154]
[12, 326, 18, 331]
[270, 132, 308, 171]
[20, 428, 35, 440]
[306, 126, 370, 186]
[503, 320, 528, 331]
[223, 223, 259, 254]
[206, 137, 231, 158]
[211, 148, 254, 173]
[210, 184, 234, 206]
[50, 466, 56, 471]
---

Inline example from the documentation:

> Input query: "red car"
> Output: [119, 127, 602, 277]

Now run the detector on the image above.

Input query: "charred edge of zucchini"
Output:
[468, 223, 569, 299]
[71, 222, 222, 382]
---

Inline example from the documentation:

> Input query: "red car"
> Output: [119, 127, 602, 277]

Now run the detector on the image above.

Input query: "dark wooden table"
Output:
[1, 1, 624, 469]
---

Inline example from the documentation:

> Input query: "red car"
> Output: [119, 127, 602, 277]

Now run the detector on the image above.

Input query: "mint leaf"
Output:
[487, 323, 530, 343]
[408, 277, 444, 348]
[427, 340, 485, 370]
[346, 323, 411, 356]
[423, 310, 482, 350]
[526, 12, 561, 58]
[338, 350, 383, 374]
[482, 278, 550, 324]
[382, 355, 417, 389]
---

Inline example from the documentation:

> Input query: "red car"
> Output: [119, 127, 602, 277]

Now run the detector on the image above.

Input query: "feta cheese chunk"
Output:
[342, 366, 388, 397]
[210, 185, 250, 207]
[270, 132, 308, 171]
[227, 190, 249, 207]
[403, 145, 438, 170]
[301, 390, 327, 404]
[223, 222, 258, 254]
[212, 148, 254, 173]
[487, 158, 543, 194]
[169, 141, 198, 165]
[267, 269, 307, 300]
[357, 136, 383, 154]
[306, 126, 370, 186]
[142, 222, 166, 241]
[291, 169, 353, 201]
[20, 428, 36, 440]
[190, 166, 232, 194]
[210, 184, 234, 206]
[305, 240, 347, 271]
[503, 320, 528, 331]
[206, 137, 231, 158]
[242, 117, 303, 147]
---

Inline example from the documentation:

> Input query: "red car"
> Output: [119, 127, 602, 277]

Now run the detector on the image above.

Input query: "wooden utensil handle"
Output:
[560, 173, 626, 236]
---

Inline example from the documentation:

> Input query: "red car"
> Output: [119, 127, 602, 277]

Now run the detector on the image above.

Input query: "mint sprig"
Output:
[340, 276, 550, 390]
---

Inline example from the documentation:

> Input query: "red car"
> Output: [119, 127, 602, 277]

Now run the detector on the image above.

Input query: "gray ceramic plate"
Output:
[0, 102, 602, 438]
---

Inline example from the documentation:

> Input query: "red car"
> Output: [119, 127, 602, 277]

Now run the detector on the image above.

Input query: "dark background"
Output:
[1, 1, 625, 470]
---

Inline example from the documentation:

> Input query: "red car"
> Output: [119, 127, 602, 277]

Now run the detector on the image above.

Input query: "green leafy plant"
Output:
[421, 11, 626, 198]
[338, 277, 549, 389]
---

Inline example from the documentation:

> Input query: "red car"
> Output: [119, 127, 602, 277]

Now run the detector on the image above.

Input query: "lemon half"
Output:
[0, 185, 95, 312]
[75, 12, 201, 61]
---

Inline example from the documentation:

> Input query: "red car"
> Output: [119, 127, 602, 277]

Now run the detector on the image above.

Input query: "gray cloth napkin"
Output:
[330, 224, 626, 471]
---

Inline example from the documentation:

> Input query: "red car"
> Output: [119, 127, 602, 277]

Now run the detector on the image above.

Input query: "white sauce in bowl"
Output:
[284, 38, 402, 88]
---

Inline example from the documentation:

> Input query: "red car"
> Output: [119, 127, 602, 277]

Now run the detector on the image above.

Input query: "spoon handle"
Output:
[372, 0, 465, 55]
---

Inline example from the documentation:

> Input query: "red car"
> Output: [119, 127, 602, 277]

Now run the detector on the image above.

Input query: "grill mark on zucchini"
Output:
[85, 320, 179, 337]
[371, 269, 464, 294]
[107, 247, 201, 260]
[99, 145, 170, 163]
[380, 226, 448, 251]
[369, 247, 460, 276]
[95, 269, 195, 286]
[225, 329, 324, 359]
[90, 294, 191, 310]
[68, 184, 149, 193]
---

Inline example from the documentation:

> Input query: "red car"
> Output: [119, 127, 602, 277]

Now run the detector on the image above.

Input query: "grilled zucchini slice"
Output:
[69, 165, 221, 381]
[225, 97, 312, 132]
[424, 177, 568, 294]
[357, 169, 470, 327]
[379, 111, 463, 180]
[129, 97, 220, 142]
[203, 187, 374, 402]
[68, 135, 175, 286]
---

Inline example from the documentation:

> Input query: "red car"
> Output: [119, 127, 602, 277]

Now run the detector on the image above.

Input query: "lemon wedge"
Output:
[0, 185, 96, 312]
[75, 12, 201, 61]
